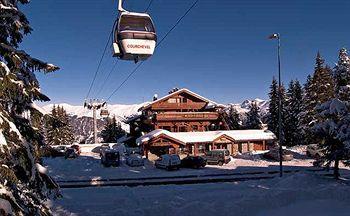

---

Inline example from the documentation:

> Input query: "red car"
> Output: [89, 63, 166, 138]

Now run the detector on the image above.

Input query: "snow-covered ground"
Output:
[44, 150, 319, 182]
[44, 146, 350, 182]
[47, 148, 350, 216]
[51, 173, 350, 216]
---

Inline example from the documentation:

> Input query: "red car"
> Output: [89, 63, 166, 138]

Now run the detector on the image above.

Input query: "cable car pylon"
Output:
[112, 0, 157, 63]
[84, 99, 107, 144]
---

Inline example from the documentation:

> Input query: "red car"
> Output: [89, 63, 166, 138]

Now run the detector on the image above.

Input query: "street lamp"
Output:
[269, 33, 283, 177]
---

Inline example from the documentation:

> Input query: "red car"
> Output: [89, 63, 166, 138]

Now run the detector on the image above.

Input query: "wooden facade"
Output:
[127, 88, 229, 139]
[127, 89, 276, 156]
[138, 130, 276, 157]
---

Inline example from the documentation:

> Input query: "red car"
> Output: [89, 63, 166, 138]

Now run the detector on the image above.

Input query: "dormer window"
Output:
[168, 98, 178, 103]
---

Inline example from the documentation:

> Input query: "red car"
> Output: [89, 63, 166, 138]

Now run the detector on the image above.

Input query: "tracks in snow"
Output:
[58, 168, 326, 189]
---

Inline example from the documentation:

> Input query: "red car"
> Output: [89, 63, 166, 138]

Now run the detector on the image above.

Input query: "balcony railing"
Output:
[156, 112, 219, 121]
[152, 102, 207, 110]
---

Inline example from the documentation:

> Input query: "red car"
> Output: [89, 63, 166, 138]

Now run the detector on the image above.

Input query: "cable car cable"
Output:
[105, 0, 200, 101]
[145, 0, 154, 12]
[106, 61, 144, 101]
[95, 60, 120, 97]
[85, 27, 113, 99]
[156, 0, 199, 49]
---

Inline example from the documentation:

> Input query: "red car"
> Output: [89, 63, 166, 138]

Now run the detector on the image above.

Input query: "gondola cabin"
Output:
[113, 11, 157, 63]
[100, 109, 109, 117]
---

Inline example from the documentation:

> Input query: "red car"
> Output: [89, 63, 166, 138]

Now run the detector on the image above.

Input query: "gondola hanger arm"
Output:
[118, 0, 127, 12]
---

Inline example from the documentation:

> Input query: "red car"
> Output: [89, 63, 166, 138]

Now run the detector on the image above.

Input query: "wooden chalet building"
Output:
[137, 129, 276, 157]
[126, 88, 229, 138]
[123, 88, 276, 157]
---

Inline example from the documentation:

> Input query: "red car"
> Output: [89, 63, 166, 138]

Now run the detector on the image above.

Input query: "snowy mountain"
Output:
[41, 103, 145, 121]
[41, 99, 268, 120]
[229, 98, 269, 117]
[39, 99, 268, 143]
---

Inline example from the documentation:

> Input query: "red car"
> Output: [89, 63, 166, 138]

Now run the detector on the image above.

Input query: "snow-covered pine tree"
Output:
[101, 116, 126, 143]
[244, 102, 262, 129]
[46, 106, 74, 146]
[313, 48, 350, 179]
[301, 52, 335, 144]
[285, 80, 304, 146]
[0, 0, 59, 214]
[226, 105, 241, 129]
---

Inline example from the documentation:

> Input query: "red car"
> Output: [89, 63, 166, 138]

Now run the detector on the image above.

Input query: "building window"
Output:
[198, 144, 205, 154]
[168, 98, 177, 103]
[173, 126, 178, 132]
[182, 98, 187, 103]
[162, 126, 171, 131]
[192, 125, 199, 131]
[179, 126, 187, 132]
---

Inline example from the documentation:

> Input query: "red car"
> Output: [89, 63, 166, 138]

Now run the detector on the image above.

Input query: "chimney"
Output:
[153, 94, 158, 101]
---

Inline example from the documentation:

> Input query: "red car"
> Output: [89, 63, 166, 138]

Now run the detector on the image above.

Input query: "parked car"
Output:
[55, 145, 67, 156]
[263, 148, 294, 161]
[204, 149, 231, 166]
[64, 147, 79, 159]
[99, 144, 111, 155]
[70, 144, 81, 155]
[126, 154, 144, 167]
[101, 149, 120, 167]
[155, 154, 181, 170]
[181, 156, 207, 169]
[306, 144, 323, 159]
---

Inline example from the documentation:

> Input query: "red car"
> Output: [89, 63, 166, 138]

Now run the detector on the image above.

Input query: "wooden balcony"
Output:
[151, 102, 207, 110]
[156, 112, 219, 121]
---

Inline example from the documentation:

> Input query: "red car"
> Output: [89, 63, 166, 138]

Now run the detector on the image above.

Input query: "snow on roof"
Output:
[137, 129, 173, 144]
[224, 130, 276, 141]
[124, 114, 142, 123]
[117, 135, 133, 143]
[137, 129, 276, 145]
[141, 88, 219, 110]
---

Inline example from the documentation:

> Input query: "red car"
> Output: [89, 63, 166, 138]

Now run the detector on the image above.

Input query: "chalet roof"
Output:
[137, 129, 276, 145]
[140, 88, 221, 111]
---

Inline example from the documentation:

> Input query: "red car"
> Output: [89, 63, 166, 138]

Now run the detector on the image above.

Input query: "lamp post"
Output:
[269, 33, 283, 177]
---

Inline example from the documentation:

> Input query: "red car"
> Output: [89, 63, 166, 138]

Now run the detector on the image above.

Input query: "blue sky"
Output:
[21, 0, 349, 105]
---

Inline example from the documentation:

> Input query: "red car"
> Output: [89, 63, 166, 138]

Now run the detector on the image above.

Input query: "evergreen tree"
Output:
[267, 77, 287, 143]
[285, 80, 304, 146]
[226, 105, 241, 129]
[313, 48, 350, 179]
[301, 52, 335, 144]
[101, 116, 126, 143]
[46, 106, 74, 146]
[268, 77, 279, 134]
[245, 102, 262, 129]
[0, 1, 59, 214]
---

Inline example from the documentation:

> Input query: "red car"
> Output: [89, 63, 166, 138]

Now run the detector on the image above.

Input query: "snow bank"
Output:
[52, 173, 350, 216]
